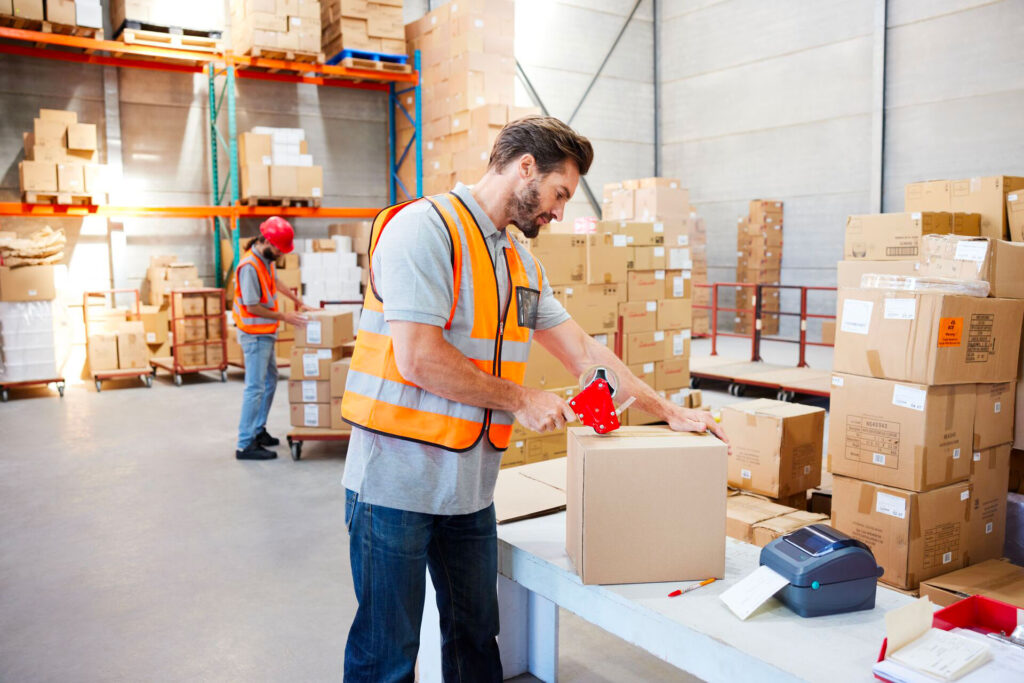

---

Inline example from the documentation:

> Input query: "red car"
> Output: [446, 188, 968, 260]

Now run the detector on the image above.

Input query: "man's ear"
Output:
[518, 154, 536, 180]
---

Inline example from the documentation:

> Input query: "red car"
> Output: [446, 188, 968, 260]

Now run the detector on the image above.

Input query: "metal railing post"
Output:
[710, 283, 719, 356]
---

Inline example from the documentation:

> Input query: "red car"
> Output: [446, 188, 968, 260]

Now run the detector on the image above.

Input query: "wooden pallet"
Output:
[246, 46, 325, 64]
[241, 196, 322, 208]
[119, 27, 221, 53]
[22, 191, 106, 206]
[0, 14, 103, 38]
[338, 56, 412, 74]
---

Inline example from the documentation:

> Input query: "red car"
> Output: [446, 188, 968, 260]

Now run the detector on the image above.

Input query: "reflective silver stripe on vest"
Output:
[358, 307, 529, 363]
[345, 369, 486, 424]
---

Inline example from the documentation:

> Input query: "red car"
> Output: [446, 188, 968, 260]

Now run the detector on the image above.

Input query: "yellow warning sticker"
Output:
[938, 317, 963, 347]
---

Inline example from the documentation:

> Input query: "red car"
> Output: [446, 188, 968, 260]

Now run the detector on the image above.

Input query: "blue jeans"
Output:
[236, 332, 277, 450]
[344, 489, 502, 683]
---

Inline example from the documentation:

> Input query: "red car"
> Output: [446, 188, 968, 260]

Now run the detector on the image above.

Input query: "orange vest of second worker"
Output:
[341, 192, 544, 452]
[232, 250, 279, 335]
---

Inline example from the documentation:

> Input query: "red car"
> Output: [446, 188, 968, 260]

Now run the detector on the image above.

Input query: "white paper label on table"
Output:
[302, 380, 317, 402]
[306, 320, 323, 345]
[954, 241, 988, 263]
[720, 565, 790, 621]
[841, 299, 873, 334]
[893, 384, 927, 411]
[304, 404, 319, 427]
[302, 353, 318, 376]
[885, 298, 917, 320]
[876, 491, 906, 519]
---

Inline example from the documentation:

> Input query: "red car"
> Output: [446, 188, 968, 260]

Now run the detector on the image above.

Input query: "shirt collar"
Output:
[252, 246, 274, 269]
[453, 182, 503, 241]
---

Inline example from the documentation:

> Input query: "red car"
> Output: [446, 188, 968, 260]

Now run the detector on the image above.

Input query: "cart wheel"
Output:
[144, 374, 153, 388]
[776, 389, 787, 401]
[151, 366, 158, 376]
[95, 379, 102, 392]
[735, 384, 746, 397]
[291, 441, 302, 461]
[690, 377, 701, 389]
[1, 389, 8, 402]
[220, 369, 227, 383]
[174, 374, 183, 387]
[727, 383, 737, 396]
[57, 382, 65, 398]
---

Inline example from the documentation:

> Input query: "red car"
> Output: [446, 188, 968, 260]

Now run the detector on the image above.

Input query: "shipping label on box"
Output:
[830, 475, 971, 589]
[828, 373, 974, 492]
[288, 379, 330, 404]
[722, 398, 825, 498]
[567, 426, 726, 584]
[833, 287, 1024, 384]
[290, 402, 331, 428]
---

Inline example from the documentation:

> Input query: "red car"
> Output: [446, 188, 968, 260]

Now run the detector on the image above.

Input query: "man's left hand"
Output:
[666, 406, 728, 444]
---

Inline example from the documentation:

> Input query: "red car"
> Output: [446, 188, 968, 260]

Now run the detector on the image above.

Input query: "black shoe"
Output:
[256, 428, 280, 447]
[236, 443, 277, 460]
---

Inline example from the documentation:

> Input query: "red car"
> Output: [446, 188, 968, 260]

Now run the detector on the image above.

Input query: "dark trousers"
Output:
[343, 489, 502, 683]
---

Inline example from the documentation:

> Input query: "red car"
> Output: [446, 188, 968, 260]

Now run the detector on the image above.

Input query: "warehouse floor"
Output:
[1, 337, 821, 682]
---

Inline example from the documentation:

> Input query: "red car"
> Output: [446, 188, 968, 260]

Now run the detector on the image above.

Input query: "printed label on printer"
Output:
[876, 492, 906, 519]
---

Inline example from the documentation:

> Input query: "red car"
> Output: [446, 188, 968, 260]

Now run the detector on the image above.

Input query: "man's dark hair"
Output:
[244, 236, 265, 252]
[488, 115, 593, 176]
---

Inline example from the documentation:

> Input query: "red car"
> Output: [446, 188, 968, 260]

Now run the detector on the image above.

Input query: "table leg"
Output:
[498, 574, 559, 682]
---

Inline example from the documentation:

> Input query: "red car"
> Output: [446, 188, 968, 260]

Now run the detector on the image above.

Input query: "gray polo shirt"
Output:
[237, 248, 277, 340]
[342, 183, 570, 515]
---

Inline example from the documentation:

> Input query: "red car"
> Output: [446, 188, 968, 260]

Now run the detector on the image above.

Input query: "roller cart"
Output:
[0, 377, 66, 402]
[286, 427, 351, 461]
[151, 287, 228, 385]
[84, 289, 153, 392]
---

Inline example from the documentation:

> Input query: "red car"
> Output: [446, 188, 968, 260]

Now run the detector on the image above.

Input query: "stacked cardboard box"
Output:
[328, 221, 371, 291]
[138, 304, 170, 359]
[0, 299, 58, 383]
[288, 311, 353, 431]
[725, 492, 827, 546]
[401, 0, 523, 195]
[602, 178, 709, 335]
[238, 128, 324, 201]
[231, 0, 321, 56]
[18, 108, 106, 203]
[721, 398, 825, 508]
[735, 200, 783, 336]
[109, 0, 222, 32]
[295, 235, 362, 309]
[170, 290, 226, 367]
[145, 255, 204, 306]
[321, 0, 405, 58]
[85, 307, 149, 372]
[829, 266, 1024, 588]
[906, 176, 1024, 240]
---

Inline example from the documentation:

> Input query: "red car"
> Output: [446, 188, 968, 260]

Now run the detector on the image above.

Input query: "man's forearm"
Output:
[275, 278, 302, 305]
[403, 335, 525, 413]
[249, 304, 283, 321]
[568, 332, 676, 420]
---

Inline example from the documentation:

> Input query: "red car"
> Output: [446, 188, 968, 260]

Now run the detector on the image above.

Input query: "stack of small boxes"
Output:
[85, 306, 149, 373]
[7, 1, 103, 31]
[145, 256, 203, 306]
[231, 0, 322, 57]
[735, 200, 783, 336]
[0, 299, 58, 383]
[238, 128, 324, 202]
[328, 221, 372, 293]
[321, 0, 405, 58]
[297, 235, 362, 310]
[288, 311, 354, 431]
[18, 108, 106, 203]
[109, 0, 220, 33]
[827, 180, 1024, 591]
[400, 1, 537, 195]
[170, 290, 225, 368]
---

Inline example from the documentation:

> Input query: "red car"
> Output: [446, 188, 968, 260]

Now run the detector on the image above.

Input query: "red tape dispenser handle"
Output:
[571, 366, 633, 434]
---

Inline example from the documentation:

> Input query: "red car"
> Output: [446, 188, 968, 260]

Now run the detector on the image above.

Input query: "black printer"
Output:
[759, 524, 884, 618]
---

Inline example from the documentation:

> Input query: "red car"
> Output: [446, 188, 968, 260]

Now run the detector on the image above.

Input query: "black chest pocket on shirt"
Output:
[515, 286, 540, 329]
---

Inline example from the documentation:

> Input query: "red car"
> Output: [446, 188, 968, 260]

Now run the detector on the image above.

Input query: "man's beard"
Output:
[505, 179, 546, 238]
[262, 246, 278, 261]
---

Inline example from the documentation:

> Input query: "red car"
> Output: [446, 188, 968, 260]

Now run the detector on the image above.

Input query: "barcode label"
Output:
[302, 354, 318, 376]
[307, 320, 323, 345]
[304, 404, 319, 427]
[741, 469, 751, 479]
[302, 380, 317, 402]
[953, 448, 961, 460]
[872, 453, 886, 466]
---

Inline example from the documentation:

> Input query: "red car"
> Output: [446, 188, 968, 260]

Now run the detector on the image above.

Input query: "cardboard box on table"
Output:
[919, 559, 1024, 609]
[566, 426, 726, 585]
[828, 373, 976, 492]
[726, 493, 795, 544]
[830, 475, 971, 590]
[721, 398, 825, 498]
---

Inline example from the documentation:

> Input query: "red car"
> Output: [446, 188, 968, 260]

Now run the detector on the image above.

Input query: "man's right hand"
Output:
[513, 387, 577, 433]
[283, 312, 310, 328]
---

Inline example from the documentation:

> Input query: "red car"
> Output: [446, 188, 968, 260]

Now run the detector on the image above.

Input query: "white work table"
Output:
[419, 512, 915, 683]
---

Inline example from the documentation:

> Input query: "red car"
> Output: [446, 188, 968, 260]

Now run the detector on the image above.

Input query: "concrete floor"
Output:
[1, 337, 822, 681]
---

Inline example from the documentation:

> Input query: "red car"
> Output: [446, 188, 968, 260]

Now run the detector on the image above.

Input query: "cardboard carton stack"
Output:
[725, 492, 828, 547]
[828, 263, 1024, 588]
[321, 0, 405, 58]
[400, 0, 522, 196]
[0, 300, 58, 383]
[734, 201, 783, 336]
[602, 178, 709, 335]
[145, 255, 204, 306]
[170, 290, 225, 368]
[721, 398, 825, 509]
[238, 128, 324, 202]
[328, 221, 371, 291]
[295, 234, 362, 310]
[18, 108, 106, 203]
[108, 0, 222, 33]
[85, 305, 150, 373]
[288, 311, 354, 431]
[231, 0, 321, 57]
[906, 176, 1024, 240]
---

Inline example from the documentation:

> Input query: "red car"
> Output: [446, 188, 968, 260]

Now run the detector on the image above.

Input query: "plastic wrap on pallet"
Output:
[858, 273, 990, 297]
[0, 301, 57, 382]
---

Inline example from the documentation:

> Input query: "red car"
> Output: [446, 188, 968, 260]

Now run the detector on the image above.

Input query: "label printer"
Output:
[760, 524, 884, 618]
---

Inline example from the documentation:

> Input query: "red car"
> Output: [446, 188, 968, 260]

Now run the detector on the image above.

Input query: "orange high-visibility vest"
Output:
[232, 249, 279, 335]
[341, 192, 545, 452]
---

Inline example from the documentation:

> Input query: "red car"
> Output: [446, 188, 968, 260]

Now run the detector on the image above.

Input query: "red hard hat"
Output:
[260, 216, 294, 254]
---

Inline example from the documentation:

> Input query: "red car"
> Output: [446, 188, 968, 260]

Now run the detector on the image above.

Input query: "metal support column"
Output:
[390, 49, 423, 204]
[869, 0, 887, 212]
[208, 63, 241, 286]
[652, 0, 661, 176]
